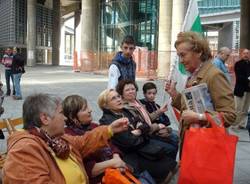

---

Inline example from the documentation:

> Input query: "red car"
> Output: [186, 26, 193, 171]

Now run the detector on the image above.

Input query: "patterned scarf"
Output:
[29, 127, 70, 160]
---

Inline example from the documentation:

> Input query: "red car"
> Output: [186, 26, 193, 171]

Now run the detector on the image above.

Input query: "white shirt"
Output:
[108, 64, 121, 89]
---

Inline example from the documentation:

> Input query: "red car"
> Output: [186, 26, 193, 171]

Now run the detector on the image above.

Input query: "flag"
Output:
[171, 0, 203, 91]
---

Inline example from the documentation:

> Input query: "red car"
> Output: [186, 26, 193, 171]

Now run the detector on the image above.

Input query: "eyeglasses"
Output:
[110, 95, 121, 101]
[123, 46, 135, 51]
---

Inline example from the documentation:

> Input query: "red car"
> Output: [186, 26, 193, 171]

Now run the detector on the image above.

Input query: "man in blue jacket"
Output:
[212, 47, 231, 83]
[108, 35, 136, 89]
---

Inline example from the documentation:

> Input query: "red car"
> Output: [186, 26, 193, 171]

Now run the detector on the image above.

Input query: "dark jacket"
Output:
[12, 53, 25, 74]
[99, 108, 148, 152]
[99, 109, 177, 182]
[111, 51, 136, 82]
[234, 59, 250, 97]
[140, 98, 170, 126]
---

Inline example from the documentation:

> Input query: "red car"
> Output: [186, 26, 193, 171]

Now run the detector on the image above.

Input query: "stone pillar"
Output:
[169, 0, 185, 77]
[27, 0, 36, 66]
[52, 0, 61, 66]
[74, 10, 82, 71]
[157, 0, 173, 78]
[240, 0, 250, 49]
[218, 22, 233, 49]
[80, 0, 98, 71]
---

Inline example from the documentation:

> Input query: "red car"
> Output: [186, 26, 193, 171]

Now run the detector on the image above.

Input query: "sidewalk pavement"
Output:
[0, 65, 249, 183]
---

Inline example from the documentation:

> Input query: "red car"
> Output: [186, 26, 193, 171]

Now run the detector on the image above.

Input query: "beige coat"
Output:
[3, 126, 111, 184]
[172, 61, 236, 141]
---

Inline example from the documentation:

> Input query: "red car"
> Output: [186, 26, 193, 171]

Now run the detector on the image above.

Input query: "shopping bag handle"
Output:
[204, 112, 225, 128]
[124, 169, 141, 184]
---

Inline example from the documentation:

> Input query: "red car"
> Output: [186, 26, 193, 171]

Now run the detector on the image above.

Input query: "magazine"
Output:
[182, 83, 214, 113]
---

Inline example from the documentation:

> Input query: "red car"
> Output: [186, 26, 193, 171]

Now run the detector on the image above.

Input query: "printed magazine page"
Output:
[182, 83, 214, 113]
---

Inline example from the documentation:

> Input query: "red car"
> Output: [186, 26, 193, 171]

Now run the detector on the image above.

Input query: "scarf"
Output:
[29, 127, 70, 160]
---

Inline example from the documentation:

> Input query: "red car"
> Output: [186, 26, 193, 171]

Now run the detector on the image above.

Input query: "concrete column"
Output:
[170, 0, 184, 50]
[157, 0, 173, 78]
[218, 22, 233, 49]
[27, 0, 36, 66]
[74, 10, 82, 71]
[80, 0, 98, 71]
[52, 0, 61, 66]
[240, 0, 250, 49]
[168, 0, 184, 75]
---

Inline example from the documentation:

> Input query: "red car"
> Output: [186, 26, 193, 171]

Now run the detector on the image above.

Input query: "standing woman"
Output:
[165, 32, 236, 151]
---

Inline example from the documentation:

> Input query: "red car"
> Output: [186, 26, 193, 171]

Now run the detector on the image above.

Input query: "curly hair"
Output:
[174, 31, 212, 62]
[116, 80, 138, 96]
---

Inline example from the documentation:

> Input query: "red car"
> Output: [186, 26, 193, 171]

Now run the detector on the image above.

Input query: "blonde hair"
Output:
[98, 89, 114, 110]
[174, 31, 212, 62]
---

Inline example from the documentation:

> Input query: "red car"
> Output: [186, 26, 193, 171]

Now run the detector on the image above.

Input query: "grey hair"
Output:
[23, 93, 62, 129]
[218, 47, 231, 54]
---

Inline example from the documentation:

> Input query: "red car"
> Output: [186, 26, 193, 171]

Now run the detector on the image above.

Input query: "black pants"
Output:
[123, 152, 177, 182]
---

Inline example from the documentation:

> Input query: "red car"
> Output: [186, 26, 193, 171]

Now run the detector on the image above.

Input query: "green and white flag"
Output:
[172, 0, 203, 91]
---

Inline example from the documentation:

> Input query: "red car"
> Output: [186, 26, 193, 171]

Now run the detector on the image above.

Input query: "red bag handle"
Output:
[124, 170, 141, 184]
[204, 112, 225, 128]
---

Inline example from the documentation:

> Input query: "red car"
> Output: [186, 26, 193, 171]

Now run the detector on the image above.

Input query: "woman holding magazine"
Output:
[165, 31, 236, 150]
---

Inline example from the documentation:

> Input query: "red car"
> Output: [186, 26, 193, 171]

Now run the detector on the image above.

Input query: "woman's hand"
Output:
[165, 80, 177, 98]
[109, 118, 128, 134]
[158, 123, 166, 129]
[131, 129, 142, 136]
[181, 110, 200, 124]
[159, 103, 168, 113]
[157, 127, 170, 138]
[111, 154, 127, 169]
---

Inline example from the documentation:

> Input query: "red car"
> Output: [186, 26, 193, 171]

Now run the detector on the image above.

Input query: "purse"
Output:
[137, 142, 165, 161]
[102, 168, 141, 184]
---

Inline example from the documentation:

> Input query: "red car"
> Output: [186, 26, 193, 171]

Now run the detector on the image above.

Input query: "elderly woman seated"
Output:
[62, 95, 127, 184]
[3, 93, 128, 184]
[98, 89, 177, 183]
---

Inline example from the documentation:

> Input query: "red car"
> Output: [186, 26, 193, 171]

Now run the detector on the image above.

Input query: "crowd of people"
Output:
[0, 32, 249, 183]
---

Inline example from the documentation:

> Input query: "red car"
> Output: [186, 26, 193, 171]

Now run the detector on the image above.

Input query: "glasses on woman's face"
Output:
[123, 46, 135, 51]
[110, 94, 121, 101]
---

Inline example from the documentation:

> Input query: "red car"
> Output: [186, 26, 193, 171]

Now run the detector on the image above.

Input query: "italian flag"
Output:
[173, 0, 203, 91]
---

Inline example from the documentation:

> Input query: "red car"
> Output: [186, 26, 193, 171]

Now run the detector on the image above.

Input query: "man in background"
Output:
[108, 35, 136, 89]
[212, 47, 231, 83]
[234, 49, 250, 129]
[1, 48, 15, 96]
[12, 47, 25, 100]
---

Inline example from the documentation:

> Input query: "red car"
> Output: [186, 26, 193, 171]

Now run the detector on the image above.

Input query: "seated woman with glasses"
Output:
[98, 89, 177, 183]
[62, 95, 127, 184]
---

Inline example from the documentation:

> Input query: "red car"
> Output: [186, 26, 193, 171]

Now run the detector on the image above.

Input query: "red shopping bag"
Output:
[178, 113, 238, 184]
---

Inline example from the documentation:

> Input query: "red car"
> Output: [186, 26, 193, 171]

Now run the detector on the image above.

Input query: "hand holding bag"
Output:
[178, 113, 238, 184]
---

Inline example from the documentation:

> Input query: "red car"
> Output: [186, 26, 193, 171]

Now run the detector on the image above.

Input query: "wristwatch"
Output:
[198, 113, 204, 121]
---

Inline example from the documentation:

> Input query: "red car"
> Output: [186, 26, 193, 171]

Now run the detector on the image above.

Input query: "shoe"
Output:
[5, 92, 10, 96]
[13, 96, 22, 100]
[238, 125, 246, 130]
